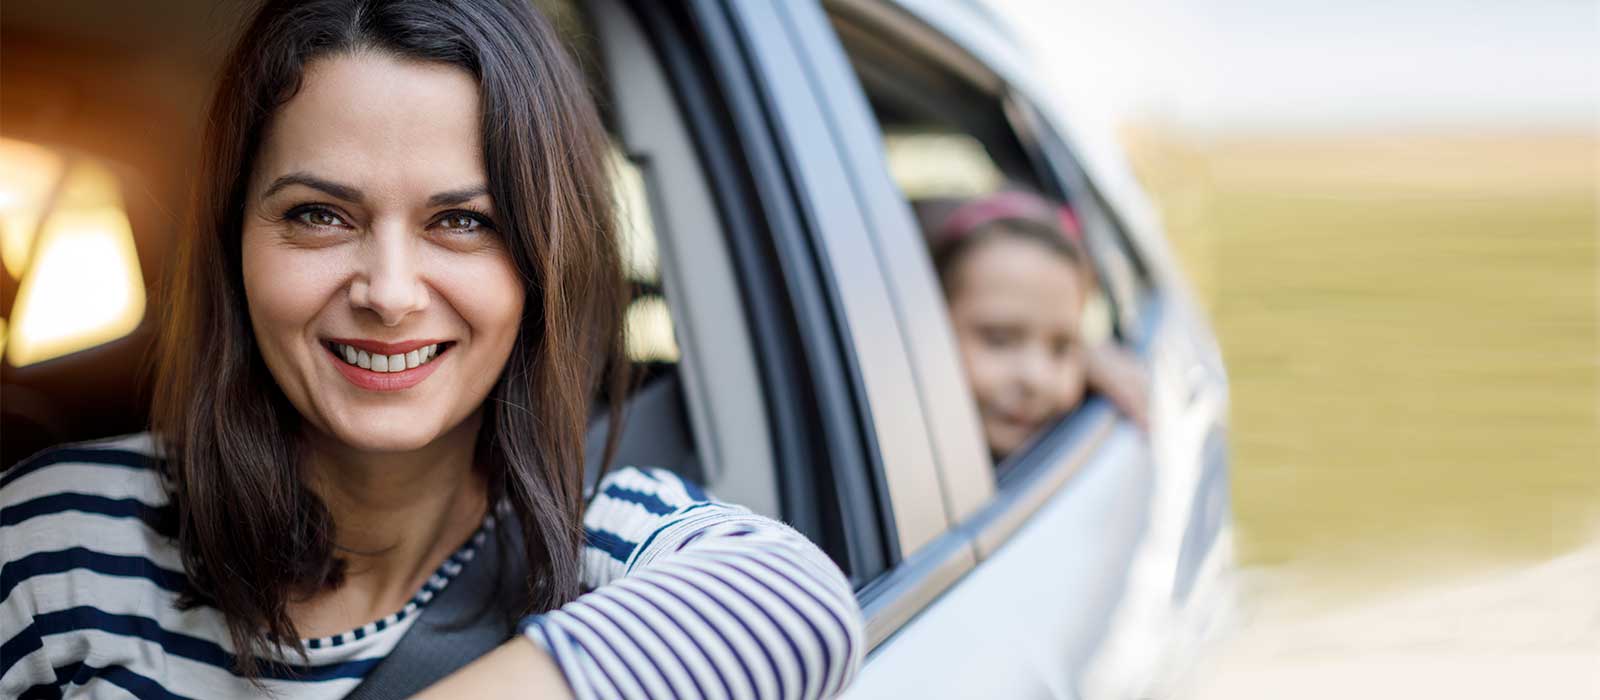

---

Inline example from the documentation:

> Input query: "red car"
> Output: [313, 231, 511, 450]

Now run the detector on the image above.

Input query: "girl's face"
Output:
[947, 233, 1087, 458]
[241, 53, 524, 454]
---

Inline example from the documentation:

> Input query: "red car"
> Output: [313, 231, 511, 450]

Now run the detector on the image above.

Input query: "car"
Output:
[0, 0, 1232, 697]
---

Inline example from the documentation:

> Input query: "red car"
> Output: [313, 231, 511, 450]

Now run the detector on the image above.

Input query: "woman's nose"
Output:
[348, 229, 429, 326]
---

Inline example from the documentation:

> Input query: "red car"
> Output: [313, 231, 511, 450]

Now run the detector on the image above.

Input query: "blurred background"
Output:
[989, 0, 1598, 696]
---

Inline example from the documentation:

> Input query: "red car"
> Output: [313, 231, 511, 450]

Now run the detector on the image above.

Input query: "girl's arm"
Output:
[1086, 342, 1150, 429]
[416, 466, 865, 700]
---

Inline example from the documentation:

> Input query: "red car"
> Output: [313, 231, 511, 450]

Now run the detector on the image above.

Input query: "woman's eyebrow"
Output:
[262, 172, 363, 203]
[427, 186, 489, 208]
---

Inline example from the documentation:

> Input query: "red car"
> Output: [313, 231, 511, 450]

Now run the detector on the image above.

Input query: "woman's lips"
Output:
[324, 341, 450, 391]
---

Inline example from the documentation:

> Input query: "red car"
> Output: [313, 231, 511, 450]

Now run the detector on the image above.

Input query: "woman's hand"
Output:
[1085, 343, 1150, 430]
[410, 637, 573, 700]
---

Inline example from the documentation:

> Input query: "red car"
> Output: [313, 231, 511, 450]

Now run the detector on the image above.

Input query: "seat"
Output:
[583, 369, 701, 493]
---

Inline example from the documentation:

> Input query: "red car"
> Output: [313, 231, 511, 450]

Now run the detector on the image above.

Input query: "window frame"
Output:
[809, 0, 1167, 644]
[587, 0, 779, 513]
[713, 0, 957, 566]
[615, 0, 928, 589]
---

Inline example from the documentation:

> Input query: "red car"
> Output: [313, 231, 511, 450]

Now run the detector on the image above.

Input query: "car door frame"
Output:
[767, 0, 1168, 652]
[700, 0, 991, 648]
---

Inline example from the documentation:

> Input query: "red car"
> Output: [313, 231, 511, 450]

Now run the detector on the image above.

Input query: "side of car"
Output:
[0, 0, 1231, 695]
[590, 0, 1233, 695]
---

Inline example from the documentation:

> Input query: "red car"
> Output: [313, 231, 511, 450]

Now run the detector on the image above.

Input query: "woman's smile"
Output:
[323, 337, 456, 391]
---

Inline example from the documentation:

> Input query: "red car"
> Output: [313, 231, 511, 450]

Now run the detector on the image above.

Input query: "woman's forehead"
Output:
[254, 53, 486, 198]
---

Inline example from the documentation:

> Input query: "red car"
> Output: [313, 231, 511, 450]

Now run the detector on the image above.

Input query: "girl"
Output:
[927, 190, 1149, 461]
[0, 1, 862, 698]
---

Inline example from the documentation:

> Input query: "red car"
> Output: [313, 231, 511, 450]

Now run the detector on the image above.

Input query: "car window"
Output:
[825, 7, 1136, 475]
[584, 0, 891, 577]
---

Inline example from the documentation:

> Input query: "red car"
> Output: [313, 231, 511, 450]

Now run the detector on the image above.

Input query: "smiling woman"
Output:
[0, 0, 862, 698]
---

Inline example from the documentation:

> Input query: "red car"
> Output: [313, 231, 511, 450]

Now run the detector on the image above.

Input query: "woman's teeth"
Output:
[330, 343, 444, 372]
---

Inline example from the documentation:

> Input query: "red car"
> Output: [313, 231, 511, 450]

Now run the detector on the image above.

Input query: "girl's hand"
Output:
[410, 637, 573, 700]
[1086, 343, 1150, 430]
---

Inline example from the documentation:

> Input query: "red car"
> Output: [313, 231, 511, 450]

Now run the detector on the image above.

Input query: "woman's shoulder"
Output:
[590, 464, 716, 513]
[578, 465, 739, 583]
[1, 434, 231, 699]
[2, 431, 169, 507]
[1, 432, 176, 567]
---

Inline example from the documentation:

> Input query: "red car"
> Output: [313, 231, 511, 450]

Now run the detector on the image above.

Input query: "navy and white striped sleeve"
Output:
[519, 466, 864, 700]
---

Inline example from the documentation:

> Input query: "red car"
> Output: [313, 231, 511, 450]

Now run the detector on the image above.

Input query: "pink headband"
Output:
[935, 191, 1084, 248]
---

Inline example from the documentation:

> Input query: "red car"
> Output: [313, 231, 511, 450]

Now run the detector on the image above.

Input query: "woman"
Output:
[0, 1, 862, 698]
[927, 190, 1149, 461]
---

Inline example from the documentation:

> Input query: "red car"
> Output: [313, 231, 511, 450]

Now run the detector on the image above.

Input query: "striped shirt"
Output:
[1, 433, 863, 699]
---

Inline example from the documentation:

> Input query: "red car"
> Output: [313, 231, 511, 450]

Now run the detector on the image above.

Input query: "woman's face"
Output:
[947, 233, 1087, 458]
[241, 53, 523, 454]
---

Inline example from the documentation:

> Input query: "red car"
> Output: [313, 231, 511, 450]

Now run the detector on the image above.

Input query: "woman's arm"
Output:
[418, 467, 865, 700]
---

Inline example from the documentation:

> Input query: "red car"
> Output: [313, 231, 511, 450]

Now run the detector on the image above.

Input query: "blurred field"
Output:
[1128, 129, 1599, 586]
[1124, 130, 1599, 696]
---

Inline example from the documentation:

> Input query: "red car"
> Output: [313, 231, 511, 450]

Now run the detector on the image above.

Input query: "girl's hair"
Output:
[922, 190, 1090, 295]
[149, 0, 628, 674]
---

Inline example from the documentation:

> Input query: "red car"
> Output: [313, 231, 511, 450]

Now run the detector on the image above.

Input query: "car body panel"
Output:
[843, 426, 1153, 699]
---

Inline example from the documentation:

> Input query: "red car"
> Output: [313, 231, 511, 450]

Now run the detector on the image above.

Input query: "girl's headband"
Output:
[934, 190, 1084, 249]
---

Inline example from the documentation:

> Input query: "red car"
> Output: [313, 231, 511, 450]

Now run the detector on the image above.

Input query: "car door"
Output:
[595, 0, 1229, 695]
[723, 1, 1232, 697]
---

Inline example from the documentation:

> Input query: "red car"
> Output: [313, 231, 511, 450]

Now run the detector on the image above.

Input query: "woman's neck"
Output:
[290, 413, 490, 637]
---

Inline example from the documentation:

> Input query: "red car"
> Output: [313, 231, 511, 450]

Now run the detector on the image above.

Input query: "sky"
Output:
[984, 0, 1598, 133]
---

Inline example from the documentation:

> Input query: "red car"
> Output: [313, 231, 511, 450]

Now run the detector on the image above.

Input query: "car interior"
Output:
[2, 0, 1160, 604]
[0, 1, 739, 507]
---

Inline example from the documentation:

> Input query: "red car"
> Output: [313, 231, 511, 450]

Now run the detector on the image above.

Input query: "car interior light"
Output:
[625, 295, 679, 363]
[6, 159, 145, 367]
[0, 137, 66, 278]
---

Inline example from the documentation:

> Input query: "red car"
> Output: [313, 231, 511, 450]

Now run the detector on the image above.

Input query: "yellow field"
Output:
[1126, 130, 1599, 592]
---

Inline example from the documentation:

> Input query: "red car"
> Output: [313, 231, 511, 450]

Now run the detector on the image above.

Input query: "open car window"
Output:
[824, 4, 1140, 480]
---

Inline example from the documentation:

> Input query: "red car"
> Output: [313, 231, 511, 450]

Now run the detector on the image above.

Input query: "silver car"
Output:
[1, 1, 1231, 697]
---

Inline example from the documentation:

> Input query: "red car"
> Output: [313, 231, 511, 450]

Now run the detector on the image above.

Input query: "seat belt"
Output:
[343, 522, 529, 699]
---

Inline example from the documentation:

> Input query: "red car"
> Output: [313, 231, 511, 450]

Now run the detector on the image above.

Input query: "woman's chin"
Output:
[318, 413, 460, 454]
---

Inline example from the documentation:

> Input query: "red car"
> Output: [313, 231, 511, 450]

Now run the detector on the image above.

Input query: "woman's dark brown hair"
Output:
[150, 0, 628, 674]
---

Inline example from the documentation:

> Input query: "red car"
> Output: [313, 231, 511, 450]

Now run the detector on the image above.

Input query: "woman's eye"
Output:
[288, 206, 350, 229]
[434, 211, 494, 233]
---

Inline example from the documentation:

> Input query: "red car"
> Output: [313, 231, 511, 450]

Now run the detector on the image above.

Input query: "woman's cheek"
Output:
[439, 249, 524, 368]
[241, 229, 350, 372]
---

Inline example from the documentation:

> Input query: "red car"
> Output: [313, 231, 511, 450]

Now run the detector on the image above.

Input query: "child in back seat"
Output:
[923, 190, 1148, 461]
